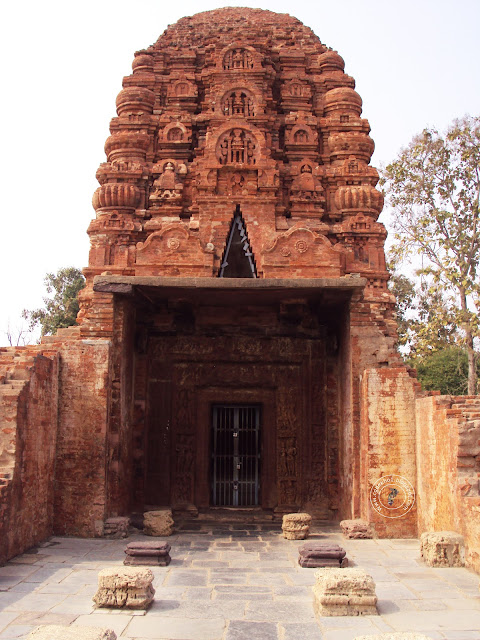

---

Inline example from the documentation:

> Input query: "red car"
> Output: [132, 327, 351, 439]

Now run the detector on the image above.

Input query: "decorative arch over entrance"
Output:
[219, 205, 257, 278]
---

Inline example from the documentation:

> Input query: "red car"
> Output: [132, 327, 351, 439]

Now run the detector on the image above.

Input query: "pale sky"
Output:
[1, 0, 479, 345]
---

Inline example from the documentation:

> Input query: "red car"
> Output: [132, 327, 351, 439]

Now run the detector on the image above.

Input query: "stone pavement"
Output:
[0, 522, 479, 640]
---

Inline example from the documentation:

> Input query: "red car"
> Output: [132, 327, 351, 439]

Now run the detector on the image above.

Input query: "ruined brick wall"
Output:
[52, 338, 111, 536]
[360, 368, 419, 537]
[0, 349, 59, 564]
[106, 298, 136, 517]
[0, 331, 113, 554]
[416, 395, 480, 572]
[337, 291, 403, 521]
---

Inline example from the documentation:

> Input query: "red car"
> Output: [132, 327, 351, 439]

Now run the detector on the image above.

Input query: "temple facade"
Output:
[80, 6, 407, 526]
[1, 8, 479, 570]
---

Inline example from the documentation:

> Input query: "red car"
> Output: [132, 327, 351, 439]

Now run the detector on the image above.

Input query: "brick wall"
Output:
[360, 368, 418, 537]
[0, 349, 59, 564]
[53, 339, 111, 537]
[416, 395, 480, 572]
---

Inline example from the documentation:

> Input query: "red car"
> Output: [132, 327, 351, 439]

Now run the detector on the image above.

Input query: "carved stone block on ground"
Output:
[340, 519, 373, 539]
[93, 567, 155, 609]
[26, 626, 116, 640]
[124, 540, 171, 566]
[420, 531, 465, 567]
[143, 509, 174, 536]
[282, 512, 312, 540]
[104, 517, 130, 539]
[313, 568, 378, 616]
[298, 542, 348, 568]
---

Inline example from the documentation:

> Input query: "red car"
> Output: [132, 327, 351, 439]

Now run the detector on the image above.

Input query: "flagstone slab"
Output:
[124, 615, 225, 639]
[25, 625, 116, 640]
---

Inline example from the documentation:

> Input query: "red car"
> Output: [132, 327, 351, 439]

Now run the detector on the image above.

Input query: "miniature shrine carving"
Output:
[223, 48, 254, 70]
[217, 129, 257, 165]
[221, 90, 255, 117]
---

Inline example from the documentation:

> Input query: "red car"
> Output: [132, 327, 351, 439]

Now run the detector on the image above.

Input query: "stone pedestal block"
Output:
[282, 513, 312, 540]
[26, 626, 116, 640]
[93, 567, 155, 609]
[313, 568, 378, 616]
[143, 509, 174, 536]
[340, 519, 373, 539]
[354, 635, 433, 640]
[420, 531, 465, 567]
[104, 517, 130, 539]
[124, 540, 171, 566]
[298, 543, 348, 568]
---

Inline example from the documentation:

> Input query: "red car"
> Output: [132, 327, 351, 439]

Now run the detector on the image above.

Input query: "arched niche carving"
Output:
[167, 127, 184, 141]
[287, 124, 317, 146]
[294, 129, 308, 143]
[167, 78, 198, 101]
[216, 128, 258, 166]
[162, 121, 190, 143]
[221, 89, 256, 117]
[173, 79, 197, 97]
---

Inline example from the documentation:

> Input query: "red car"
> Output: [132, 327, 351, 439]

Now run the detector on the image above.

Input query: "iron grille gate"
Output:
[211, 405, 260, 507]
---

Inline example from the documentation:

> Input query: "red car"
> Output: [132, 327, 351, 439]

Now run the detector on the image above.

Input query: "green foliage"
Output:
[381, 115, 480, 394]
[387, 269, 416, 350]
[414, 347, 480, 396]
[23, 267, 85, 337]
[388, 261, 458, 358]
[388, 259, 480, 394]
[411, 281, 458, 357]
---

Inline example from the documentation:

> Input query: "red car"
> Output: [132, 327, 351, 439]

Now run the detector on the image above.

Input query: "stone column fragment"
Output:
[282, 512, 312, 539]
[103, 517, 130, 539]
[420, 531, 465, 567]
[313, 568, 377, 616]
[143, 509, 174, 536]
[298, 542, 348, 568]
[340, 519, 373, 539]
[124, 540, 171, 566]
[93, 567, 155, 609]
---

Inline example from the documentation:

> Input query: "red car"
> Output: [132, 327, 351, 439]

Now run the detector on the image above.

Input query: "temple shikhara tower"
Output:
[1, 8, 479, 570]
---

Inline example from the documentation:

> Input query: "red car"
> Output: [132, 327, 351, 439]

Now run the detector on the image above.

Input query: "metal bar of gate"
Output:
[233, 408, 239, 506]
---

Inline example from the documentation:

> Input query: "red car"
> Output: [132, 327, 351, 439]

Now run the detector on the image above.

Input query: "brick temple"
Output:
[1, 8, 479, 571]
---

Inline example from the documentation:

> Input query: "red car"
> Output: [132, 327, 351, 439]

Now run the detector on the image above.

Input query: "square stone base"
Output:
[93, 567, 155, 610]
[313, 568, 377, 617]
[340, 519, 373, 539]
[420, 531, 464, 567]
[124, 555, 171, 566]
